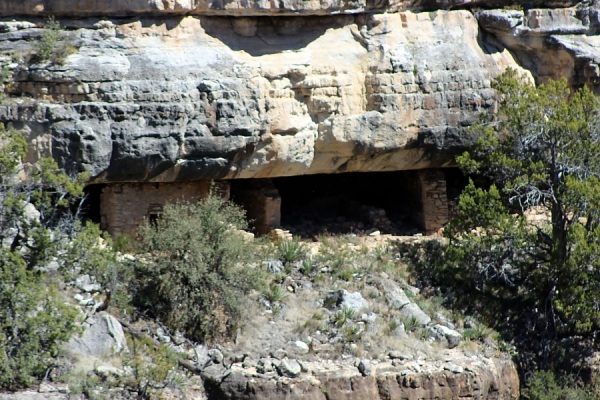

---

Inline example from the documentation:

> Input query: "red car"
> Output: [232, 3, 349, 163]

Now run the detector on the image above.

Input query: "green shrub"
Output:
[402, 316, 420, 332]
[0, 252, 79, 390]
[343, 324, 362, 342]
[0, 63, 11, 100]
[385, 319, 401, 335]
[34, 17, 63, 62]
[62, 371, 103, 400]
[133, 195, 264, 343]
[278, 238, 305, 264]
[263, 282, 287, 303]
[62, 222, 133, 318]
[0, 126, 86, 390]
[120, 335, 181, 399]
[335, 267, 356, 281]
[521, 370, 596, 400]
[462, 323, 492, 342]
[301, 256, 316, 275]
[333, 306, 356, 328]
[32, 17, 77, 64]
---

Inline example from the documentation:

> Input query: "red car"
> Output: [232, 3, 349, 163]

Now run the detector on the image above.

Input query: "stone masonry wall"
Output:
[231, 180, 282, 234]
[100, 181, 212, 237]
[418, 169, 449, 235]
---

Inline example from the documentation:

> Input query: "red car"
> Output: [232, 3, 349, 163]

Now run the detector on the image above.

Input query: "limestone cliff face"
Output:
[0, 2, 598, 184]
[477, 5, 600, 87]
[0, 10, 523, 182]
[0, 0, 583, 17]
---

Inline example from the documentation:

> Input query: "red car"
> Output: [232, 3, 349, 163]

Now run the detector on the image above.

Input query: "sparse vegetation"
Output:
[32, 17, 77, 64]
[300, 256, 317, 275]
[263, 282, 287, 303]
[402, 316, 421, 332]
[34, 17, 63, 62]
[343, 324, 362, 342]
[404, 69, 600, 386]
[0, 62, 11, 100]
[333, 306, 356, 328]
[120, 334, 181, 399]
[0, 125, 88, 390]
[385, 319, 402, 335]
[0, 260, 80, 390]
[462, 322, 492, 342]
[521, 370, 596, 400]
[278, 237, 305, 264]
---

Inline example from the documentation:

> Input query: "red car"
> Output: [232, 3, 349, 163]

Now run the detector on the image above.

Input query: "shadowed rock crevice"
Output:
[201, 16, 351, 56]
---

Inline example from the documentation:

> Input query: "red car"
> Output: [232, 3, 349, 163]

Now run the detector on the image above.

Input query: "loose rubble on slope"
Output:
[0, 233, 518, 400]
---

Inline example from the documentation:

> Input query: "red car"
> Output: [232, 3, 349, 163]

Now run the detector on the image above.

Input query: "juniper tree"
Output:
[0, 124, 86, 390]
[408, 70, 600, 371]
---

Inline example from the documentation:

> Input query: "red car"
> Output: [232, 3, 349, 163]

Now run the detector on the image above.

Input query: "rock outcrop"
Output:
[0, 0, 584, 17]
[3, 2, 598, 398]
[204, 357, 519, 400]
[1, 2, 597, 185]
[0, 11, 522, 182]
[476, 4, 600, 88]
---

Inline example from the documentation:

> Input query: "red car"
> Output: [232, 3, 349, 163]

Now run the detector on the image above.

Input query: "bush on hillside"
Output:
[133, 195, 264, 343]
[404, 70, 600, 377]
[0, 124, 83, 390]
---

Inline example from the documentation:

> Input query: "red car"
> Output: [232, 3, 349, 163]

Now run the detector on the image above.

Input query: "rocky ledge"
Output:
[201, 351, 518, 400]
[2, 3, 600, 182]
[0, 235, 520, 400]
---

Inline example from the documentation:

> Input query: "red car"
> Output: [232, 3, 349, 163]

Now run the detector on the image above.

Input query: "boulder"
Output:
[429, 324, 462, 349]
[379, 279, 411, 310]
[289, 340, 310, 355]
[325, 290, 368, 313]
[399, 303, 431, 326]
[65, 313, 127, 357]
[277, 359, 302, 378]
[357, 359, 373, 376]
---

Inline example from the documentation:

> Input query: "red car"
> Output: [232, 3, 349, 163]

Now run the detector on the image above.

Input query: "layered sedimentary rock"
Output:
[477, 5, 600, 87]
[205, 357, 519, 400]
[0, 0, 583, 17]
[1, 1, 595, 397]
[0, 11, 521, 182]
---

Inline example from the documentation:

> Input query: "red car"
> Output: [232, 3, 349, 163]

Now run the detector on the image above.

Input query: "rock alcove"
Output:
[83, 168, 465, 237]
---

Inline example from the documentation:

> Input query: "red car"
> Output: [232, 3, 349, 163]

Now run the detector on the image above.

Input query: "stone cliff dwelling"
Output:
[2, 3, 596, 239]
[87, 168, 460, 238]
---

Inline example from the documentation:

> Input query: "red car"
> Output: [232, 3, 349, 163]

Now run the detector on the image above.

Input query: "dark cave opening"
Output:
[272, 171, 425, 236]
[80, 184, 104, 225]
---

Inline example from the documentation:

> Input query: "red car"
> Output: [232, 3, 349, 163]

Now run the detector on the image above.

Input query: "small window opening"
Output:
[147, 204, 163, 226]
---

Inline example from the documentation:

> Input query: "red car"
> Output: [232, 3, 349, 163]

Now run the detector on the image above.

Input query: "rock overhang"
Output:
[0, 10, 524, 183]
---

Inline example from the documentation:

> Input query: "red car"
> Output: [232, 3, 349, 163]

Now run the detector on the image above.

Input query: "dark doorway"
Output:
[80, 184, 104, 225]
[273, 171, 423, 236]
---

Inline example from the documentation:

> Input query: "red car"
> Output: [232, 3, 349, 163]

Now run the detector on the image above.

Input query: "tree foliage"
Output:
[133, 196, 264, 343]
[0, 124, 85, 390]
[521, 370, 596, 400]
[405, 70, 600, 372]
[0, 252, 79, 390]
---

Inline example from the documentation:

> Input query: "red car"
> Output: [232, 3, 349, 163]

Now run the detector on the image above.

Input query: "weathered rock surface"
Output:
[476, 4, 600, 88]
[204, 356, 519, 399]
[65, 311, 128, 357]
[0, 11, 521, 182]
[0, 0, 584, 18]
